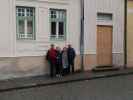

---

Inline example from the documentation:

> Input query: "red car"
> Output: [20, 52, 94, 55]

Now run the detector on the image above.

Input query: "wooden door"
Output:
[97, 25, 113, 66]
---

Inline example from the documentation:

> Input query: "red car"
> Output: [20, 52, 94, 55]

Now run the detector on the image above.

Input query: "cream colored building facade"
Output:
[0, 0, 81, 79]
[0, 0, 124, 79]
[84, 0, 124, 70]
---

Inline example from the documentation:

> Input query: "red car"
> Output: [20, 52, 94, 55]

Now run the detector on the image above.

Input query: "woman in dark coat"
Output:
[56, 47, 62, 76]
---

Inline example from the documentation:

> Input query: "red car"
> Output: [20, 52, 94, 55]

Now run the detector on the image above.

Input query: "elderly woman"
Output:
[56, 46, 62, 77]
[62, 47, 69, 76]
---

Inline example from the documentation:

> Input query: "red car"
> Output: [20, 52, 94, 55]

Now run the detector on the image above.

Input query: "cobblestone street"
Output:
[0, 74, 133, 100]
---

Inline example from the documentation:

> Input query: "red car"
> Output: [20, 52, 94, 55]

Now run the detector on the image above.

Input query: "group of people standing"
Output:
[46, 44, 76, 77]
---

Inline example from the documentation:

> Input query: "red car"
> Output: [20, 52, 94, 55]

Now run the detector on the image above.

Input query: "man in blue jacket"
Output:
[67, 44, 76, 73]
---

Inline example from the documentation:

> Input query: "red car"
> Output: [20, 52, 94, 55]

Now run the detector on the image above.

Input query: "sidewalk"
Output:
[0, 68, 133, 93]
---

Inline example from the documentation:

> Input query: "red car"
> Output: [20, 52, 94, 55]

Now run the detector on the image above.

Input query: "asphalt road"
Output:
[0, 74, 133, 100]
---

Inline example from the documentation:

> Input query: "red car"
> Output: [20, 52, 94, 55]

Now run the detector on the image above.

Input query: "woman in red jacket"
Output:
[46, 44, 57, 77]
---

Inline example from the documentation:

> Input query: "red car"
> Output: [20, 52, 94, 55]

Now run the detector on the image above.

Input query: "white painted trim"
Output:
[16, 0, 70, 5]
[84, 52, 124, 55]
[16, 1, 38, 7]
[97, 21, 113, 26]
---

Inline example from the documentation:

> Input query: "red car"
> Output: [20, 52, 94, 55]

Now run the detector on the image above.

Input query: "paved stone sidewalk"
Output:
[0, 68, 133, 92]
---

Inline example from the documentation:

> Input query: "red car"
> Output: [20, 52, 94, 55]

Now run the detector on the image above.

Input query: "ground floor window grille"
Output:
[16, 6, 35, 40]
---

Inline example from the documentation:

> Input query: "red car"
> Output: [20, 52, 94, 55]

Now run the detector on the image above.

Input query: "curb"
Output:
[0, 71, 133, 93]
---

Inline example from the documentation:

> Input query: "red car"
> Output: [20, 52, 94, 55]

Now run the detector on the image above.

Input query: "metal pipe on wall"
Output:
[124, 0, 127, 68]
[80, 0, 84, 71]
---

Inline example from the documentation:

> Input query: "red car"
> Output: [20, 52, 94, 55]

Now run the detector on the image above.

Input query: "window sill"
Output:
[50, 37, 66, 41]
[16, 38, 36, 41]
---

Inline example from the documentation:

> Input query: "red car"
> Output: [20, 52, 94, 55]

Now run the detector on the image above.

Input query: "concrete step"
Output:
[92, 66, 120, 72]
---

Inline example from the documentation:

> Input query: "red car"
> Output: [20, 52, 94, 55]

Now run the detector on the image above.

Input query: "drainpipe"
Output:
[80, 0, 84, 71]
[124, 0, 127, 69]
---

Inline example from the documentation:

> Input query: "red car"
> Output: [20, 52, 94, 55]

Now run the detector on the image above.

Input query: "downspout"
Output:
[80, 0, 84, 71]
[124, 0, 127, 69]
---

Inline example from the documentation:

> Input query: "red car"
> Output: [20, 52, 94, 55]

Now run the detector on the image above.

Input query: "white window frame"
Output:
[97, 13, 113, 21]
[16, 6, 35, 40]
[49, 9, 67, 41]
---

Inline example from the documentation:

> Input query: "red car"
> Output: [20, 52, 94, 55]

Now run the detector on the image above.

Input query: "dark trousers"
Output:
[62, 68, 69, 76]
[50, 61, 56, 77]
[68, 61, 74, 73]
[56, 63, 62, 75]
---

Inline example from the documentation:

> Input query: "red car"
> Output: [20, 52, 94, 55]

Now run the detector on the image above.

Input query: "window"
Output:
[50, 9, 66, 40]
[97, 13, 113, 21]
[16, 7, 35, 40]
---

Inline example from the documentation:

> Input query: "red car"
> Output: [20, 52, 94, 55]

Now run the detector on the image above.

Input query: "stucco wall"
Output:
[0, 0, 80, 57]
[0, 0, 15, 57]
[0, 0, 125, 80]
[84, 0, 124, 66]
[0, 0, 81, 80]
[0, 55, 82, 80]
[15, 0, 80, 57]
